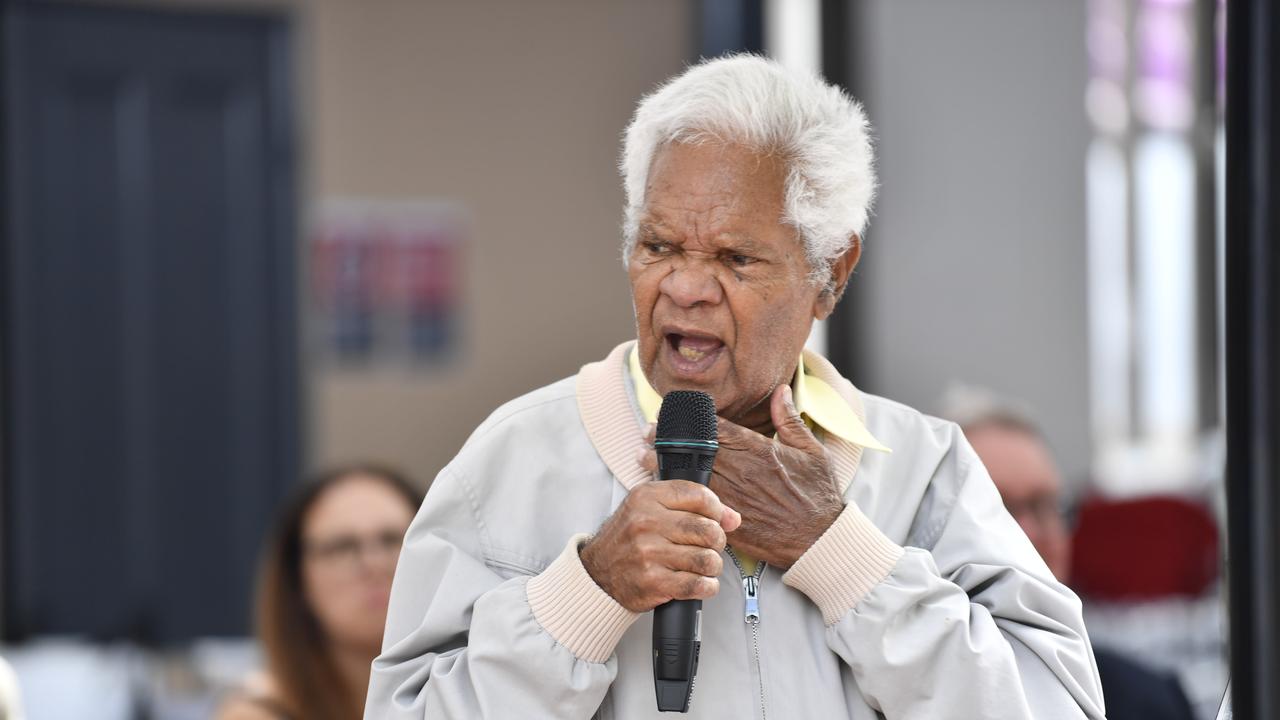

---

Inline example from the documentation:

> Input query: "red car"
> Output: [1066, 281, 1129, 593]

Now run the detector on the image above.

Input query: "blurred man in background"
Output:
[944, 387, 1196, 720]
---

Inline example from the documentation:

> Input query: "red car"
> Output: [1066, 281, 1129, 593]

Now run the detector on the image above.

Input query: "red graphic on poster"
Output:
[310, 200, 464, 364]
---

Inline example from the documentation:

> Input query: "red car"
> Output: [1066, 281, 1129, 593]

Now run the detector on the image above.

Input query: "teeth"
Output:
[679, 345, 706, 361]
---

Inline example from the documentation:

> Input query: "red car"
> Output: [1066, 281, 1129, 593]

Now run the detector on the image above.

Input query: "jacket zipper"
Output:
[726, 547, 767, 720]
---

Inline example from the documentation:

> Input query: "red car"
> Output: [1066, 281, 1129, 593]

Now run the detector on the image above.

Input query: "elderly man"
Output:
[365, 55, 1105, 719]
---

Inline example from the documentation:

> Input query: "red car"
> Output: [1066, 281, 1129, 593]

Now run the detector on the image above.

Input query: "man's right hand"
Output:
[579, 480, 742, 613]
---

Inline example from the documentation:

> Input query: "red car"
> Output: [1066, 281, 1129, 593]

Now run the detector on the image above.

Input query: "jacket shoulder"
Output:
[438, 373, 614, 572]
[462, 375, 580, 444]
[854, 391, 985, 548]
[860, 392, 967, 455]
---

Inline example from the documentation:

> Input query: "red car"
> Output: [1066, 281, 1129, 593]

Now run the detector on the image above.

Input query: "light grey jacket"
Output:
[365, 342, 1106, 719]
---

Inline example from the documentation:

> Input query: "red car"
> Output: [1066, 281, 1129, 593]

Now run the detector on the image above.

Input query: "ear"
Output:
[813, 235, 862, 320]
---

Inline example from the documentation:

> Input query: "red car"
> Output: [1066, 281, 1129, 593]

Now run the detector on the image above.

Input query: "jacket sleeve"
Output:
[363, 465, 639, 720]
[780, 428, 1106, 720]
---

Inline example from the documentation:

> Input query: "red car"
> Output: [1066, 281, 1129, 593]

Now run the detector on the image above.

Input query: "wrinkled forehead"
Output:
[638, 141, 794, 246]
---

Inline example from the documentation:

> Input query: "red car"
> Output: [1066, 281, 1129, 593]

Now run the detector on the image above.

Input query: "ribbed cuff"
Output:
[526, 533, 640, 663]
[782, 503, 905, 625]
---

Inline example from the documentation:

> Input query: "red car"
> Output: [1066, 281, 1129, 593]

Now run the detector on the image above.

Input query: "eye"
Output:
[727, 253, 756, 267]
[641, 240, 673, 256]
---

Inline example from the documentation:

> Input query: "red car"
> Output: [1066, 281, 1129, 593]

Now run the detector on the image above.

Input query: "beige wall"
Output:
[69, 0, 693, 487]
[302, 1, 694, 485]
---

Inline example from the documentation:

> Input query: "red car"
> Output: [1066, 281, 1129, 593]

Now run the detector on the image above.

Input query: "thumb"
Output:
[720, 504, 742, 532]
[771, 384, 819, 451]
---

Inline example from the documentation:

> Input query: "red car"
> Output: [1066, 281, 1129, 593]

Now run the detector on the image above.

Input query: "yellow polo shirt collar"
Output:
[628, 346, 890, 453]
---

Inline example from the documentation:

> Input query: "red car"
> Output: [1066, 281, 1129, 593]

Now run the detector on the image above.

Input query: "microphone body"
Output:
[652, 391, 719, 713]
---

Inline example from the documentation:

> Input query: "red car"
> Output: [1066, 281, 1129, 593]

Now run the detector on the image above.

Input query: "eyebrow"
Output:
[723, 234, 766, 254]
[636, 222, 766, 253]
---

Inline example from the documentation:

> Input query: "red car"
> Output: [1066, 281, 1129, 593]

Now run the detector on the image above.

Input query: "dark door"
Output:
[2, 1, 299, 643]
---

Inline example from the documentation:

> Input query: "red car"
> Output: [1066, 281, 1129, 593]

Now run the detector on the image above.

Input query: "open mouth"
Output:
[663, 331, 725, 377]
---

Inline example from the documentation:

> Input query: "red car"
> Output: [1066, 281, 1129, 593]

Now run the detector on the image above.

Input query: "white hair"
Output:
[620, 54, 877, 286]
[937, 383, 1044, 439]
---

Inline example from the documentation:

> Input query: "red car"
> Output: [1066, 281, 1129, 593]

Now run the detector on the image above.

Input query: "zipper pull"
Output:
[743, 575, 760, 623]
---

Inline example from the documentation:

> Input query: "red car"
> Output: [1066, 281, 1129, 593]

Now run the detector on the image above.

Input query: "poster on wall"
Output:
[310, 199, 466, 366]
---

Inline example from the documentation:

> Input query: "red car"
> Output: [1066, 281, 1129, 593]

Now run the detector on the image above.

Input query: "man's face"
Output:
[627, 141, 830, 425]
[966, 424, 1072, 581]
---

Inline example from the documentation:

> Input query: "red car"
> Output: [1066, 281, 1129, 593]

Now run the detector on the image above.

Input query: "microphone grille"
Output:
[656, 390, 717, 443]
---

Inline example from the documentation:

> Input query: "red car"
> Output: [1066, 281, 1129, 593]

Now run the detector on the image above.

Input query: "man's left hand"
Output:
[639, 384, 844, 570]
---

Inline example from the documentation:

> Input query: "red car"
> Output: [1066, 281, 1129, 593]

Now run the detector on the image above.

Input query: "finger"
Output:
[771, 384, 820, 451]
[662, 510, 728, 549]
[644, 422, 656, 444]
[706, 476, 742, 530]
[634, 445, 658, 474]
[660, 544, 724, 578]
[663, 571, 720, 601]
[653, 479, 725, 520]
[720, 505, 742, 532]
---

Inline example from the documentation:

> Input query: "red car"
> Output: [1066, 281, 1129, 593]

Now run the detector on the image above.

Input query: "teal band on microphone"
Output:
[653, 439, 719, 452]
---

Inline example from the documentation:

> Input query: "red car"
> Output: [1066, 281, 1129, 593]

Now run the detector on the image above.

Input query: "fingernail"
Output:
[784, 385, 794, 405]
[634, 447, 648, 464]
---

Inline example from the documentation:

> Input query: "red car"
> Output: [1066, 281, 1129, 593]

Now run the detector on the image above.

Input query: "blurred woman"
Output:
[219, 464, 423, 720]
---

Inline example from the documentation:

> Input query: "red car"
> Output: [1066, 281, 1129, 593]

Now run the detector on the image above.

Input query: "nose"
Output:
[658, 261, 723, 308]
[356, 539, 402, 576]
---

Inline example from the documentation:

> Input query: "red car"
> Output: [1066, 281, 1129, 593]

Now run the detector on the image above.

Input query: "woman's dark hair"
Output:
[255, 463, 424, 720]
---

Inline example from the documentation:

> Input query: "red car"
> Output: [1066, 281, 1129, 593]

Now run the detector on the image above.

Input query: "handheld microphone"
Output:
[652, 390, 719, 713]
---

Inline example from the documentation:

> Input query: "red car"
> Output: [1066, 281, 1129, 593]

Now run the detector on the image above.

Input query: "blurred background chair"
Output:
[1072, 494, 1226, 718]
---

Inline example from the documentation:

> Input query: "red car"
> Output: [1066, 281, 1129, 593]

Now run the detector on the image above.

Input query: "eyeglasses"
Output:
[304, 529, 406, 571]
[1003, 496, 1066, 528]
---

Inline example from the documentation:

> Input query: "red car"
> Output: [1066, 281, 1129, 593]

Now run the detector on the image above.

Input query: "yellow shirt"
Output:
[628, 347, 890, 576]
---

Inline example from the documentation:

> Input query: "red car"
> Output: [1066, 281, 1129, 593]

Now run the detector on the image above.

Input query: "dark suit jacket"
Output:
[1095, 646, 1196, 720]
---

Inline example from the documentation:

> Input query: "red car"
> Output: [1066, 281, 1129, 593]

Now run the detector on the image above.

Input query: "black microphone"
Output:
[652, 390, 719, 713]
